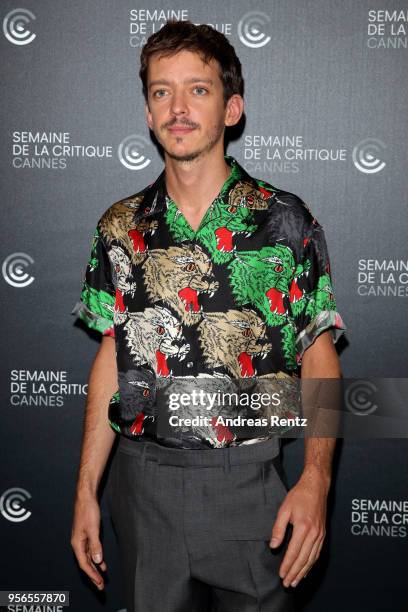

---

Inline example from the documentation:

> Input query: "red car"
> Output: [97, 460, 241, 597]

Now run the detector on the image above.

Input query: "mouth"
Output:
[265, 287, 286, 314]
[215, 227, 233, 252]
[179, 287, 200, 312]
[167, 126, 196, 135]
[238, 351, 255, 377]
[156, 350, 170, 377]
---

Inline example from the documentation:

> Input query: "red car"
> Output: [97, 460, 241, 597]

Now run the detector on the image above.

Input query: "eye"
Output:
[153, 89, 167, 98]
[275, 264, 283, 272]
[193, 87, 208, 95]
[228, 205, 237, 213]
[242, 328, 251, 337]
[156, 325, 165, 335]
[142, 388, 150, 397]
[185, 263, 196, 272]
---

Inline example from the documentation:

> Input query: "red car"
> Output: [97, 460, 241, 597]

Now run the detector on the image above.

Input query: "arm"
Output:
[301, 329, 341, 490]
[76, 335, 117, 497]
[71, 335, 118, 591]
[270, 330, 342, 588]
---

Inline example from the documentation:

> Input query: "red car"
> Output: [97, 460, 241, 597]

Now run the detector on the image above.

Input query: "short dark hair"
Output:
[139, 20, 244, 105]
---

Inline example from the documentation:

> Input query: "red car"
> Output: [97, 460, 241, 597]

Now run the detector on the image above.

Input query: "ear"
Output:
[224, 94, 244, 128]
[145, 102, 153, 130]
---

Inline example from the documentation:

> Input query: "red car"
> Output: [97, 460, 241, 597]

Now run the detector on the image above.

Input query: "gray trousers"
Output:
[106, 436, 295, 612]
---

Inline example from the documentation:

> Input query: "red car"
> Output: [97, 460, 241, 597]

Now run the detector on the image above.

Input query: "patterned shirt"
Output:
[71, 155, 346, 448]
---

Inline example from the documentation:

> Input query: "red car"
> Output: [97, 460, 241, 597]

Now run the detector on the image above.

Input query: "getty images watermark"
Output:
[167, 387, 307, 430]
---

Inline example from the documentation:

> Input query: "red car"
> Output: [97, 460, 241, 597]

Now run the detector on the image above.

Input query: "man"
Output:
[70, 20, 346, 612]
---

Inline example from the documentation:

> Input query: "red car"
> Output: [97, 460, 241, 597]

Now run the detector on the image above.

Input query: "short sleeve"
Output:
[288, 222, 346, 366]
[71, 221, 116, 336]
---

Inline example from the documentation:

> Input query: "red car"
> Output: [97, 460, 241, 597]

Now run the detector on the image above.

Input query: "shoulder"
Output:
[99, 183, 151, 226]
[252, 173, 320, 225]
[251, 175, 323, 258]
[95, 182, 153, 243]
[251, 171, 309, 213]
[272, 187, 320, 231]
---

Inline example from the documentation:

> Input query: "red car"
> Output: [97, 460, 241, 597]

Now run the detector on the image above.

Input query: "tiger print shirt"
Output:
[71, 154, 346, 449]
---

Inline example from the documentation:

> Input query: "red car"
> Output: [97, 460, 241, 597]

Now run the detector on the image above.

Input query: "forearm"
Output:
[76, 336, 118, 499]
[302, 438, 335, 493]
[299, 331, 342, 492]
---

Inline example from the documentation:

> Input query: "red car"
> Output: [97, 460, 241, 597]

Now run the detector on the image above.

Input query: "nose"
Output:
[169, 88, 188, 117]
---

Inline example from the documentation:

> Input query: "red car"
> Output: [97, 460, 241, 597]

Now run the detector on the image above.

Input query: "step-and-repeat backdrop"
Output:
[1, 1, 407, 611]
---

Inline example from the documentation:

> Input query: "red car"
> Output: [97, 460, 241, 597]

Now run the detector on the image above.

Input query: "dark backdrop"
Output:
[1, 2, 407, 611]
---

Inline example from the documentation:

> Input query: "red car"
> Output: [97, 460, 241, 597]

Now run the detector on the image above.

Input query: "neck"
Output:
[164, 149, 231, 212]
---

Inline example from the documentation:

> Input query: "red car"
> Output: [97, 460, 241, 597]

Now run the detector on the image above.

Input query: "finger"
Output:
[78, 550, 104, 588]
[278, 522, 308, 580]
[300, 529, 326, 580]
[288, 534, 322, 587]
[283, 529, 320, 587]
[283, 531, 322, 587]
[89, 534, 105, 567]
[91, 554, 108, 572]
[280, 527, 317, 586]
[86, 533, 106, 586]
[86, 552, 105, 590]
[269, 506, 291, 549]
[295, 532, 325, 583]
[75, 537, 104, 588]
[315, 535, 325, 560]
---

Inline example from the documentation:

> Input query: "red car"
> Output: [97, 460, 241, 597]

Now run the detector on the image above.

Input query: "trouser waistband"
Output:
[117, 434, 280, 470]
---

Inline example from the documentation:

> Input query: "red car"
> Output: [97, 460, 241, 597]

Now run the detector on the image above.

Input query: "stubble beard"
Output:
[161, 121, 225, 163]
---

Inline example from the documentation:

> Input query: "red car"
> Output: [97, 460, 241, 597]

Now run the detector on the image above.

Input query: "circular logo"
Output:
[0, 487, 32, 522]
[237, 11, 271, 49]
[352, 138, 386, 174]
[2, 252, 34, 287]
[3, 8, 36, 46]
[345, 380, 378, 416]
[118, 135, 151, 170]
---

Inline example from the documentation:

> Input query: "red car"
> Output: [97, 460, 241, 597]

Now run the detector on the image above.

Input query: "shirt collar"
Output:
[133, 155, 271, 222]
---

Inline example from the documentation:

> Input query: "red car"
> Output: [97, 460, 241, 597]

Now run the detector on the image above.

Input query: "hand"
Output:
[71, 494, 108, 590]
[269, 464, 330, 588]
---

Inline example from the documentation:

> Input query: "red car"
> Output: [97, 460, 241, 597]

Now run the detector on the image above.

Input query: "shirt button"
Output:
[186, 361, 193, 368]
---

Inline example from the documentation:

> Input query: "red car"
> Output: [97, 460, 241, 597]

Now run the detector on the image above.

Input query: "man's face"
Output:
[145, 49, 241, 163]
